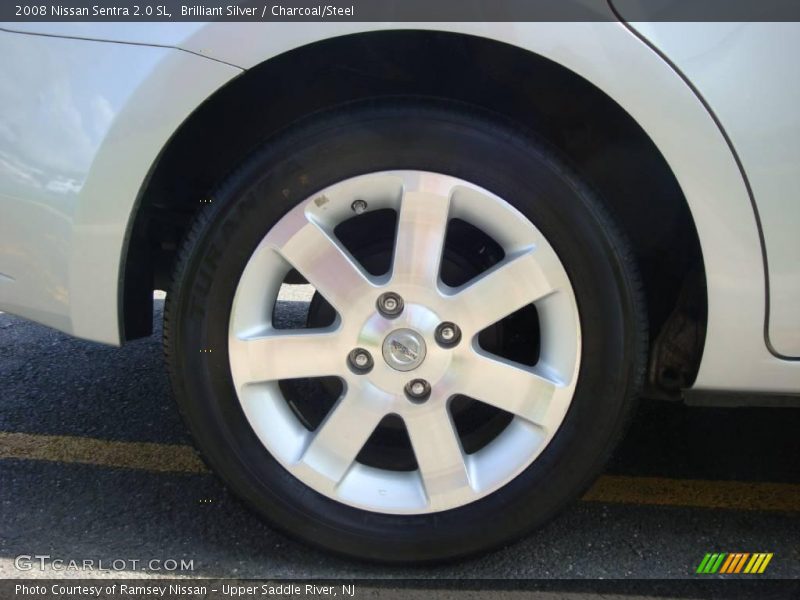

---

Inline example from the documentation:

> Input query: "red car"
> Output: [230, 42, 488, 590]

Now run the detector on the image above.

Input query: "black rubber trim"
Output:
[608, 1, 799, 362]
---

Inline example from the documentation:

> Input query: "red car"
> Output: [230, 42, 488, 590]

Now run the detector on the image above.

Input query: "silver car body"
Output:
[0, 20, 798, 395]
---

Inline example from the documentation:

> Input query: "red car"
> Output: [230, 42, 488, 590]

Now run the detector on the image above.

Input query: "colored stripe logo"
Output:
[696, 552, 773, 574]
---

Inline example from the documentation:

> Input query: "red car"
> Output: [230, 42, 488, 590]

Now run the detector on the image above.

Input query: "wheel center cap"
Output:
[382, 328, 426, 372]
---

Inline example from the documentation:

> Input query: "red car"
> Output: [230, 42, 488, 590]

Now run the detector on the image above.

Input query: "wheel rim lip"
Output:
[228, 170, 582, 515]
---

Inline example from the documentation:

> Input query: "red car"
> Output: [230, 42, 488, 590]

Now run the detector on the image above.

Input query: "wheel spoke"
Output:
[299, 384, 388, 484]
[450, 249, 556, 333]
[459, 353, 560, 428]
[391, 190, 451, 288]
[229, 330, 345, 384]
[272, 218, 375, 313]
[405, 403, 472, 509]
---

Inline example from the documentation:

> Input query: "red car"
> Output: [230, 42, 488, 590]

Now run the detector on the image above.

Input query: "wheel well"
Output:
[125, 29, 707, 395]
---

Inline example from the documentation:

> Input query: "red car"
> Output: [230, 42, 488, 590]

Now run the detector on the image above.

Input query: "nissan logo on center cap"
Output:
[382, 329, 427, 372]
[390, 339, 418, 361]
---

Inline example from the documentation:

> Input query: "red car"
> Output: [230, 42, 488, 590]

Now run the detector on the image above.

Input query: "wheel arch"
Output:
[125, 27, 717, 394]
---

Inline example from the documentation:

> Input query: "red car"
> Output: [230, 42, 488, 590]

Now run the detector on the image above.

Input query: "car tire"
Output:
[164, 101, 646, 563]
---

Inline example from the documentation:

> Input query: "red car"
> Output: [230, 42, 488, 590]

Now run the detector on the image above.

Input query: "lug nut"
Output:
[351, 199, 368, 215]
[348, 348, 373, 373]
[376, 292, 404, 318]
[435, 322, 461, 347]
[405, 378, 431, 402]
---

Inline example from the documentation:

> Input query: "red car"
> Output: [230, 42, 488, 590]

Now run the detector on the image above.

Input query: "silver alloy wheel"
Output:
[228, 171, 581, 514]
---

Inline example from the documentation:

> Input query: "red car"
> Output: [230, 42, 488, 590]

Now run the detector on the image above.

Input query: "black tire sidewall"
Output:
[166, 103, 644, 562]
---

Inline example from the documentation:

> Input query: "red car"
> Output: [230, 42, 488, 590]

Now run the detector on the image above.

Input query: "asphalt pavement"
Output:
[1, 296, 799, 583]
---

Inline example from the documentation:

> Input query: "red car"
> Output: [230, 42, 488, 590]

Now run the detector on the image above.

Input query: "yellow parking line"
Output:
[0, 431, 207, 474]
[2, 431, 800, 512]
[583, 474, 800, 512]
